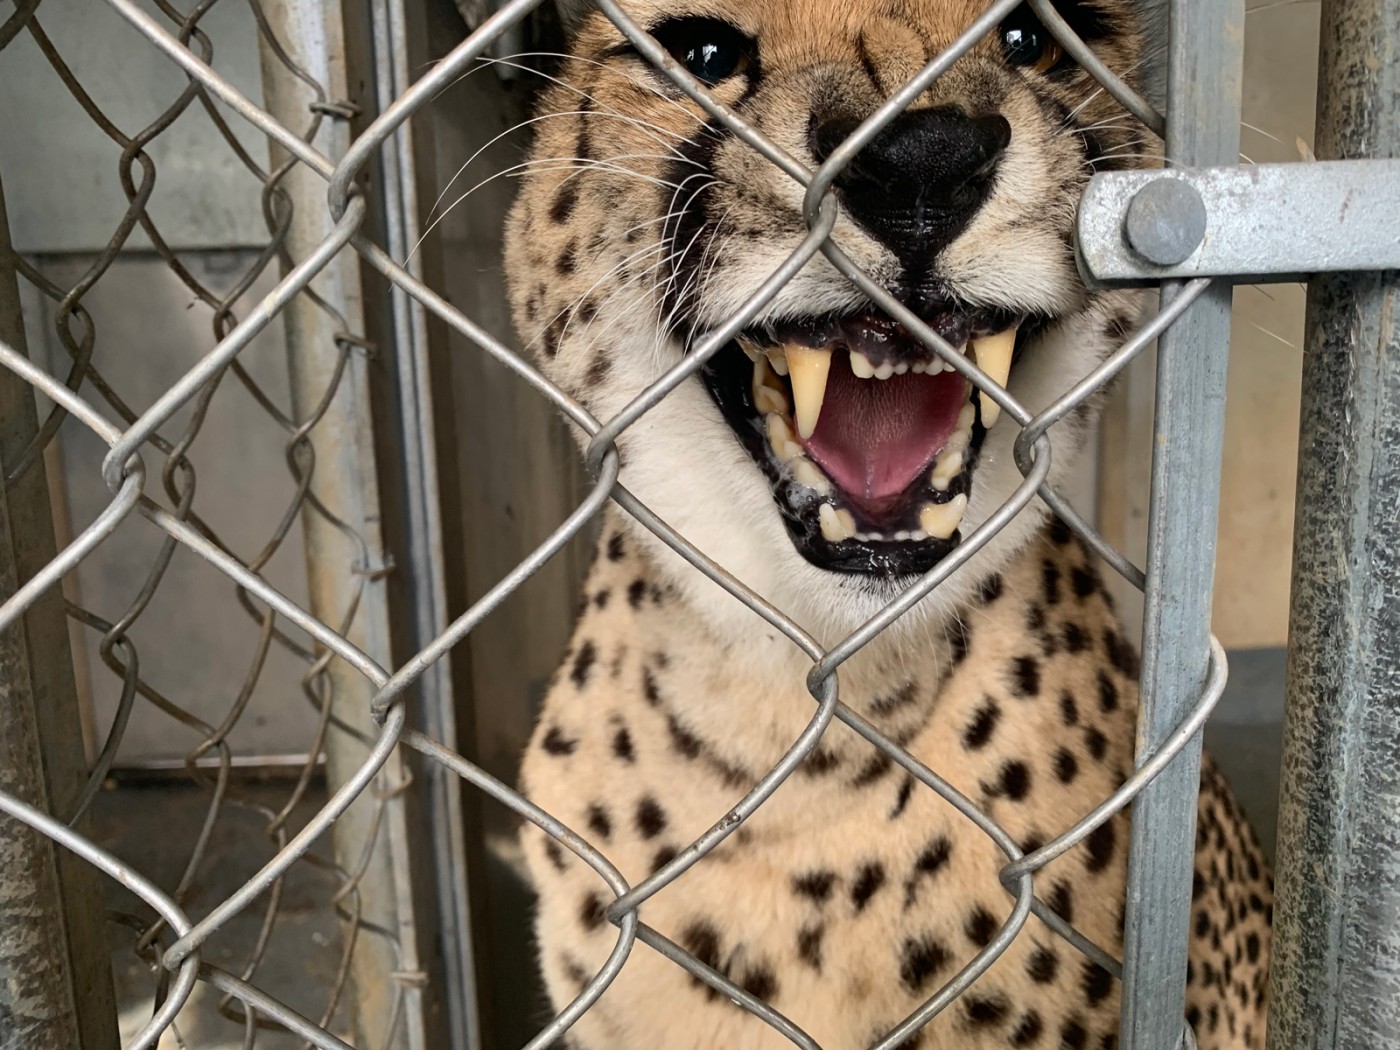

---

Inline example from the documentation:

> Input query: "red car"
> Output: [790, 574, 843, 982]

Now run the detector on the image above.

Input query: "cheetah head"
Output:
[505, 0, 1156, 637]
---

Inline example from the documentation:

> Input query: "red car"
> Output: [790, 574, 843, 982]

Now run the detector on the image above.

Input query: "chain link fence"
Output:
[0, 0, 1396, 1048]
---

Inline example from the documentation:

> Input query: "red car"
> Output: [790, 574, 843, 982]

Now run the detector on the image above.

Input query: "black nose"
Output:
[812, 107, 1011, 263]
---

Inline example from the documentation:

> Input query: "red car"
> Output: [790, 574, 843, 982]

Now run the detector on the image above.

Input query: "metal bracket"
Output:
[1076, 159, 1400, 286]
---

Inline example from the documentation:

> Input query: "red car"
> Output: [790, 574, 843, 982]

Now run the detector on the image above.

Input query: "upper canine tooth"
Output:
[919, 494, 969, 540]
[850, 351, 877, 379]
[784, 344, 832, 440]
[970, 328, 1017, 428]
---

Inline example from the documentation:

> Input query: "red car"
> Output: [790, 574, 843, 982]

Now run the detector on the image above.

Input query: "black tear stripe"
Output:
[660, 125, 723, 329]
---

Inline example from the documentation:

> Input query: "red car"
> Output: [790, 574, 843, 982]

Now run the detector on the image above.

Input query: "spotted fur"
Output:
[503, 0, 1271, 1046]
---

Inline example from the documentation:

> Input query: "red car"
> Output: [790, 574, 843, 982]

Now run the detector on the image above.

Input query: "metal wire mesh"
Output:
[0, 0, 1242, 1048]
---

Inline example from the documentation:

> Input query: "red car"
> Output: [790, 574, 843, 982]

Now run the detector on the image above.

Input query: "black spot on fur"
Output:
[852, 751, 894, 787]
[557, 241, 578, 275]
[666, 714, 702, 759]
[1085, 727, 1109, 761]
[965, 905, 998, 947]
[1027, 603, 1047, 633]
[793, 870, 837, 903]
[741, 963, 778, 1002]
[679, 920, 723, 997]
[1061, 1018, 1088, 1049]
[977, 573, 1004, 605]
[1049, 881, 1075, 925]
[890, 776, 915, 819]
[1103, 628, 1140, 678]
[1028, 945, 1059, 983]
[1097, 672, 1119, 713]
[801, 747, 841, 776]
[651, 845, 678, 873]
[544, 837, 567, 872]
[550, 182, 579, 224]
[1060, 691, 1079, 726]
[1050, 518, 1074, 544]
[592, 589, 611, 609]
[635, 796, 667, 838]
[579, 891, 606, 931]
[627, 578, 647, 608]
[1062, 622, 1089, 653]
[1011, 1010, 1044, 1046]
[1072, 566, 1098, 599]
[1043, 560, 1062, 606]
[851, 862, 887, 912]
[586, 351, 612, 387]
[1085, 821, 1116, 873]
[561, 953, 591, 990]
[1011, 656, 1041, 697]
[946, 617, 972, 663]
[1246, 932, 1261, 963]
[606, 532, 626, 560]
[586, 802, 611, 839]
[963, 699, 1001, 750]
[905, 836, 952, 906]
[798, 923, 824, 970]
[1055, 748, 1079, 784]
[964, 994, 1009, 1026]
[642, 667, 661, 706]
[612, 725, 635, 762]
[899, 934, 951, 992]
[1082, 960, 1114, 1005]
[871, 680, 919, 716]
[542, 725, 578, 755]
[571, 642, 597, 688]
[989, 760, 1031, 801]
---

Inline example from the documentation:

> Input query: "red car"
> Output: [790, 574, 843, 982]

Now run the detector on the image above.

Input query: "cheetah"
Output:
[503, 0, 1273, 1047]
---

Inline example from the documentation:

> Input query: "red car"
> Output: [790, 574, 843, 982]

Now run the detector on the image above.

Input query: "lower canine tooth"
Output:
[919, 494, 969, 540]
[819, 503, 857, 543]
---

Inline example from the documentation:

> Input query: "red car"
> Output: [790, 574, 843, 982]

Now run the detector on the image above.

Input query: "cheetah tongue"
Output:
[801, 351, 969, 518]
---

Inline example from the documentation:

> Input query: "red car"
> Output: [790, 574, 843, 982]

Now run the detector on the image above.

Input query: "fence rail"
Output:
[0, 0, 1397, 1048]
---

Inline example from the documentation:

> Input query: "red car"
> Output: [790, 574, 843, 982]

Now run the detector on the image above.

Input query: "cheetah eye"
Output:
[999, 9, 1065, 75]
[650, 17, 754, 85]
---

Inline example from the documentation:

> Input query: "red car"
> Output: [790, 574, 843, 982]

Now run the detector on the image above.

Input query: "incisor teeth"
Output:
[874, 361, 895, 381]
[818, 503, 857, 543]
[737, 334, 765, 364]
[751, 357, 789, 415]
[792, 458, 832, 495]
[766, 348, 789, 376]
[784, 344, 832, 440]
[919, 494, 969, 540]
[850, 351, 877, 379]
[766, 413, 803, 462]
[970, 328, 1017, 428]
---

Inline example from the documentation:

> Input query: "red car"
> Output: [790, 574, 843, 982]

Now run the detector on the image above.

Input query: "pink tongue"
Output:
[801, 353, 968, 519]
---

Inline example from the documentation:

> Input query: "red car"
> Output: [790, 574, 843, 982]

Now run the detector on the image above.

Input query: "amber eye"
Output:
[650, 17, 754, 85]
[1000, 12, 1065, 74]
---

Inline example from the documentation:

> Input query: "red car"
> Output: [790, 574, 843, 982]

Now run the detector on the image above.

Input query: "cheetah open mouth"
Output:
[701, 308, 1024, 577]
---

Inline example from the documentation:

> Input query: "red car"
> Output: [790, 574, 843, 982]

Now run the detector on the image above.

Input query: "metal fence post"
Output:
[0, 178, 119, 1050]
[255, 4, 430, 1047]
[1118, 0, 1245, 1044]
[1268, 0, 1400, 1043]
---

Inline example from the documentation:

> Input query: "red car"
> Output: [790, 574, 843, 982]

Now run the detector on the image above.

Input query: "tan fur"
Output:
[502, 1, 1271, 1045]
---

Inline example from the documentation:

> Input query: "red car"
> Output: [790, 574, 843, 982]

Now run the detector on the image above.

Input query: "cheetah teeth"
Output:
[815, 495, 968, 544]
[969, 328, 1017, 428]
[919, 494, 969, 540]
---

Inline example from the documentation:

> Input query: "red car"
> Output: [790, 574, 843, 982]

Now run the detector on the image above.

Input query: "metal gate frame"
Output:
[0, 0, 1397, 1047]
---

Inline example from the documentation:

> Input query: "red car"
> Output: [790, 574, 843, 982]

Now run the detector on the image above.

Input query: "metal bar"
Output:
[254, 4, 427, 1048]
[1077, 160, 1400, 284]
[1267, 0, 1400, 1042]
[0, 176, 119, 1050]
[1117, 0, 1244, 1043]
[369, 0, 482, 1045]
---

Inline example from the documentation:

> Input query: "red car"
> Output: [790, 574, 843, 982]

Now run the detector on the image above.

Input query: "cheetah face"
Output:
[505, 0, 1154, 631]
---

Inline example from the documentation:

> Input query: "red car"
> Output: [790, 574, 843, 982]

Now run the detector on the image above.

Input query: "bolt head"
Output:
[1124, 177, 1208, 266]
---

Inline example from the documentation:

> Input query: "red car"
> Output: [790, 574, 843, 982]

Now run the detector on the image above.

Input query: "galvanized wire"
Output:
[0, 0, 1236, 1048]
